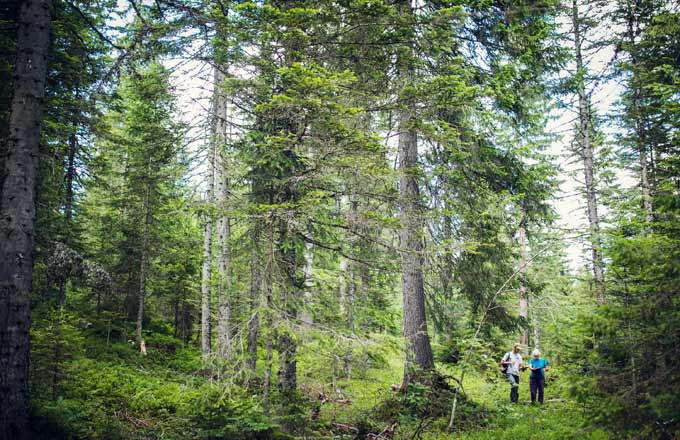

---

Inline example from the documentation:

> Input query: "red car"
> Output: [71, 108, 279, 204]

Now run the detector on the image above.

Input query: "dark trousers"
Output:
[530, 376, 545, 403]
[506, 373, 519, 403]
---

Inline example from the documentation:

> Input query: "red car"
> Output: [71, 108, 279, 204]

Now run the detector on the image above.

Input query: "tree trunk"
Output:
[263, 220, 274, 411]
[136, 184, 151, 354]
[572, 0, 605, 303]
[0, 1, 52, 437]
[52, 99, 79, 398]
[200, 130, 215, 360]
[300, 241, 314, 326]
[518, 221, 529, 348]
[359, 261, 370, 328]
[214, 66, 232, 360]
[247, 221, 261, 371]
[397, 0, 434, 378]
[277, 227, 298, 395]
[339, 258, 348, 316]
[625, 5, 654, 225]
[634, 87, 653, 224]
[62, 108, 78, 244]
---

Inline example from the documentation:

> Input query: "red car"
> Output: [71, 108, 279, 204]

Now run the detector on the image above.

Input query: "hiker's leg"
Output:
[530, 378, 537, 403]
[512, 375, 519, 403]
[538, 377, 544, 403]
[505, 373, 516, 402]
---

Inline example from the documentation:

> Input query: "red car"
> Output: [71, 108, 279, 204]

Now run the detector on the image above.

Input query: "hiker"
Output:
[529, 348, 549, 404]
[500, 343, 523, 403]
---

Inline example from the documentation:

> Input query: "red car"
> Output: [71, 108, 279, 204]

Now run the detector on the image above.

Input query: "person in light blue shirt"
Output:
[529, 349, 549, 404]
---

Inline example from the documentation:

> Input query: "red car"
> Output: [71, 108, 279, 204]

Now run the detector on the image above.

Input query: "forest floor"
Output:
[29, 324, 611, 439]
[314, 350, 610, 440]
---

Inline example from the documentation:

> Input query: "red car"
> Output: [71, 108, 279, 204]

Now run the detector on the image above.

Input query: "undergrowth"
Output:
[28, 321, 614, 439]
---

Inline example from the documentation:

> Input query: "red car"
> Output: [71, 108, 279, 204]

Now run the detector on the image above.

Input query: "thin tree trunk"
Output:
[136, 184, 151, 354]
[300, 241, 314, 326]
[339, 258, 348, 316]
[200, 132, 215, 360]
[346, 199, 358, 331]
[52, 99, 79, 398]
[173, 292, 180, 339]
[247, 221, 261, 371]
[347, 269, 356, 332]
[57, 133, 77, 302]
[572, 0, 605, 303]
[533, 316, 540, 350]
[277, 225, 298, 395]
[397, 0, 434, 378]
[214, 66, 232, 360]
[359, 261, 370, 330]
[625, 4, 654, 224]
[634, 84, 653, 224]
[263, 220, 274, 412]
[0, 1, 52, 437]
[518, 220, 529, 348]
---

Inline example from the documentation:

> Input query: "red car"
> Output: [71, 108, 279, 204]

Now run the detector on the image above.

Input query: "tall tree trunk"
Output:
[346, 199, 358, 331]
[625, 3, 654, 224]
[518, 220, 529, 348]
[200, 129, 215, 360]
[339, 258, 348, 316]
[300, 241, 314, 326]
[136, 184, 151, 354]
[0, 1, 52, 437]
[52, 100, 79, 398]
[277, 225, 298, 395]
[263, 220, 274, 411]
[214, 66, 232, 360]
[397, 0, 434, 378]
[247, 221, 261, 371]
[59, 128, 77, 257]
[634, 86, 653, 223]
[532, 314, 540, 350]
[572, 0, 605, 303]
[360, 262, 370, 317]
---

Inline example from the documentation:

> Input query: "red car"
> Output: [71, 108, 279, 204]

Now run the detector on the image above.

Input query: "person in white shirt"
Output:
[500, 343, 523, 403]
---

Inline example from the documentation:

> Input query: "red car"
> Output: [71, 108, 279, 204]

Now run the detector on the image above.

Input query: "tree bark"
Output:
[625, 4, 654, 225]
[277, 227, 298, 395]
[246, 221, 261, 371]
[52, 97, 79, 398]
[136, 184, 151, 354]
[200, 126, 215, 360]
[263, 220, 274, 411]
[214, 66, 232, 360]
[397, 0, 434, 378]
[518, 220, 529, 348]
[572, 0, 605, 303]
[300, 241, 314, 326]
[54, 98, 79, 275]
[0, 1, 52, 437]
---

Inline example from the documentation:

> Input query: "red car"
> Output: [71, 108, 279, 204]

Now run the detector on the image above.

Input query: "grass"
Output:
[31, 323, 612, 439]
[296, 342, 612, 440]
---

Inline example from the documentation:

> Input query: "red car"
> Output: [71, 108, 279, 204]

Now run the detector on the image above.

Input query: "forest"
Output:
[0, 0, 678, 439]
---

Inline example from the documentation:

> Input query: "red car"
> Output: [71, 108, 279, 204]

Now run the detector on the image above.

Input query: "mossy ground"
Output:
[30, 326, 610, 439]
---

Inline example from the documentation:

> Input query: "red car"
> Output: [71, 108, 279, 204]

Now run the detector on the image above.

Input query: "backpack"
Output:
[499, 352, 510, 374]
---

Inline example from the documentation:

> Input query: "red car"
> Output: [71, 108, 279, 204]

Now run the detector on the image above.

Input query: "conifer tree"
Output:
[0, 1, 53, 436]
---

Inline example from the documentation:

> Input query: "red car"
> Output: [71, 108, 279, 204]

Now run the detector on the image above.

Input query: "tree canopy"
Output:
[0, 1, 678, 439]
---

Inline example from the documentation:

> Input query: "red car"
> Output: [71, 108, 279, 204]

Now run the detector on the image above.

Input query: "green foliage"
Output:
[30, 333, 277, 440]
[15, 1, 679, 439]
